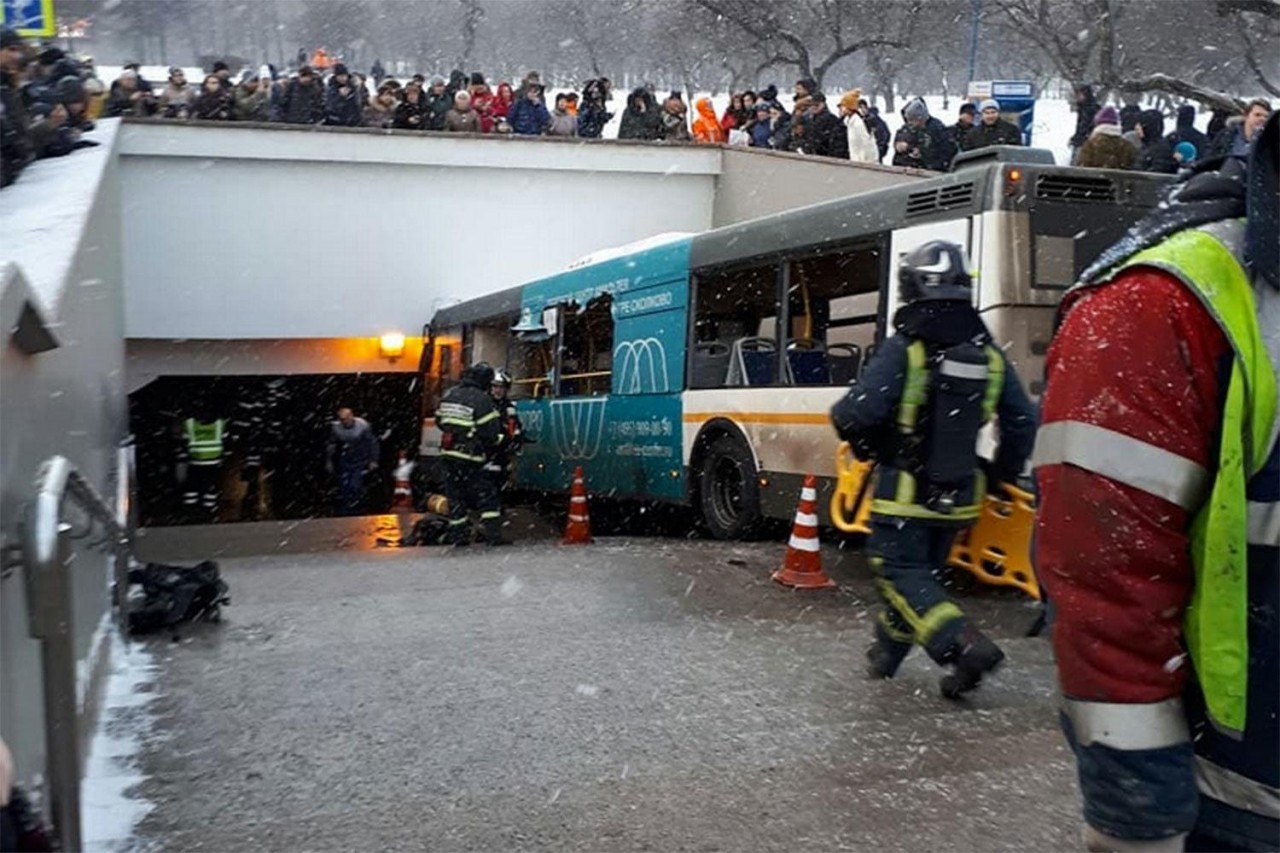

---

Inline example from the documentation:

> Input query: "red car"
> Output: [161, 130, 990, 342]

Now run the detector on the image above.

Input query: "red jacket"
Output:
[1036, 268, 1230, 704]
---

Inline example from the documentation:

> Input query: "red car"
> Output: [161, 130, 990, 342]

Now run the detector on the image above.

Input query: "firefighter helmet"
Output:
[898, 240, 974, 305]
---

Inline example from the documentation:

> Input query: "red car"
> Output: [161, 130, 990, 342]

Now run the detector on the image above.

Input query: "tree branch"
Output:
[1117, 74, 1245, 113]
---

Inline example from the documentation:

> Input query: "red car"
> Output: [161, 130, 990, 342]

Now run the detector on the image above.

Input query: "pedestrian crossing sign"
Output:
[2, 0, 56, 37]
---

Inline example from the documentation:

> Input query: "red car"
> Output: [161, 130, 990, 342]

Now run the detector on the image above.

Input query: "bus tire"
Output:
[697, 434, 761, 540]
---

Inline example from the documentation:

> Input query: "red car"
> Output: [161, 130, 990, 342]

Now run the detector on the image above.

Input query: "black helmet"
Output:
[492, 367, 512, 387]
[55, 74, 85, 105]
[897, 240, 974, 304]
[463, 361, 495, 388]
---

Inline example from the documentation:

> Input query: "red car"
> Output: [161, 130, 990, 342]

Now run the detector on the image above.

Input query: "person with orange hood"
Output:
[692, 96, 725, 143]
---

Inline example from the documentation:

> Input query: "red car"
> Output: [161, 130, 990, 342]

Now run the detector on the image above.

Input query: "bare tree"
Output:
[693, 0, 918, 87]
[458, 0, 485, 71]
[1217, 0, 1280, 97]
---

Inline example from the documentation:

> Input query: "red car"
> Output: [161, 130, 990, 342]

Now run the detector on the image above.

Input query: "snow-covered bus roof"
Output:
[564, 232, 697, 271]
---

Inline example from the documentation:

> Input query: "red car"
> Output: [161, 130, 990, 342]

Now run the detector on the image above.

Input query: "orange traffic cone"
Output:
[391, 450, 414, 510]
[562, 465, 592, 545]
[773, 473, 835, 589]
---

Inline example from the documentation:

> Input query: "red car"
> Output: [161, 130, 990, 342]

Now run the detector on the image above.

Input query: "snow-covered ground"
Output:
[80, 639, 161, 853]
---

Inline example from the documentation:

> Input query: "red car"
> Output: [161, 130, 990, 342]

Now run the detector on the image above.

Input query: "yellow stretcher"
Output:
[829, 442, 1040, 600]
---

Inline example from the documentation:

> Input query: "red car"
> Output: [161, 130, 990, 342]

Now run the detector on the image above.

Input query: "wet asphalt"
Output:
[118, 514, 1080, 852]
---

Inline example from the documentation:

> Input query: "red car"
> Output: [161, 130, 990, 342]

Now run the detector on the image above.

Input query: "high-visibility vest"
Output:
[184, 418, 225, 465]
[1109, 219, 1277, 736]
[1039, 219, 1278, 737]
[870, 339, 1005, 522]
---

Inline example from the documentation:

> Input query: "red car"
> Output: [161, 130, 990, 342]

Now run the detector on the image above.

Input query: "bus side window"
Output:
[690, 262, 781, 388]
[558, 294, 613, 397]
[789, 241, 883, 385]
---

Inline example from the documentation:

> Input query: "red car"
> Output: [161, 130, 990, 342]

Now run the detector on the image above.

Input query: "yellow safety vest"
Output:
[184, 418, 225, 465]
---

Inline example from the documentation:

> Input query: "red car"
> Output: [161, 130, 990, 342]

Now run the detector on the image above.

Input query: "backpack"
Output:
[127, 561, 230, 635]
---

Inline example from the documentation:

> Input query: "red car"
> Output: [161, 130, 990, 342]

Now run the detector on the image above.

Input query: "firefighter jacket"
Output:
[1035, 217, 1279, 845]
[436, 380, 502, 464]
[830, 300, 1036, 524]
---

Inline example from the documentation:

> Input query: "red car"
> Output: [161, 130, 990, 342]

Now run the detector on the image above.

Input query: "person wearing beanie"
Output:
[960, 97, 1021, 152]
[838, 88, 877, 163]
[749, 101, 773, 148]
[1077, 105, 1137, 170]
[1135, 108, 1177, 174]
[232, 68, 270, 122]
[212, 60, 232, 91]
[276, 64, 325, 124]
[1165, 103, 1208, 158]
[158, 66, 194, 118]
[324, 61, 362, 126]
[894, 97, 954, 170]
[949, 102, 976, 149]
[424, 75, 451, 130]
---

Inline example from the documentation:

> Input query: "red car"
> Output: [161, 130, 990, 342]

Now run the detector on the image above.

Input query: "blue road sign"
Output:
[2, 0, 56, 37]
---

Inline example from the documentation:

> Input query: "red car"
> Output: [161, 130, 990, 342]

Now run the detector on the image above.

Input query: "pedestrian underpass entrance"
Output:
[129, 372, 419, 525]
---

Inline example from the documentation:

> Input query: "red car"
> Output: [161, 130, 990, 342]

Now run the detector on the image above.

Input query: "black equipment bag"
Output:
[126, 561, 229, 635]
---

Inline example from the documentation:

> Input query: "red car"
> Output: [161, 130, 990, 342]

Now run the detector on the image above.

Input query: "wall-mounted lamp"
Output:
[379, 332, 406, 361]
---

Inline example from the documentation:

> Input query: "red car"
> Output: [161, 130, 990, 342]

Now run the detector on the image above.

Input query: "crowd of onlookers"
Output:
[2, 26, 1273, 190]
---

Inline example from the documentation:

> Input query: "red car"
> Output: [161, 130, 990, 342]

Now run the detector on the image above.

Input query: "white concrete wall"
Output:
[119, 124, 720, 340]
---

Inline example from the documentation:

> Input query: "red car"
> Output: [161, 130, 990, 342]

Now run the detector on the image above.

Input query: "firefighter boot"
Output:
[939, 626, 1005, 700]
[866, 619, 913, 679]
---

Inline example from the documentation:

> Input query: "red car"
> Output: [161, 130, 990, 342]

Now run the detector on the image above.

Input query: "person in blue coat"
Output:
[749, 102, 772, 147]
[509, 83, 550, 135]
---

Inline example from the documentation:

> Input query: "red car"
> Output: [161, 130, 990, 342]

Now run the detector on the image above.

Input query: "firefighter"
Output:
[180, 412, 227, 522]
[436, 362, 505, 546]
[1034, 115, 1278, 852]
[830, 240, 1037, 698]
[483, 368, 524, 492]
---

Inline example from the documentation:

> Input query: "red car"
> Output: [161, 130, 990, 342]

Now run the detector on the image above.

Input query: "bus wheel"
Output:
[698, 435, 761, 540]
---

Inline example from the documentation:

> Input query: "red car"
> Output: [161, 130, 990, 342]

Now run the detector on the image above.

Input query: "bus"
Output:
[420, 151, 1171, 539]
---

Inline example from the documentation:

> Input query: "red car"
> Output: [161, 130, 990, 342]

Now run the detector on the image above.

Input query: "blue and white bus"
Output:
[421, 154, 1170, 538]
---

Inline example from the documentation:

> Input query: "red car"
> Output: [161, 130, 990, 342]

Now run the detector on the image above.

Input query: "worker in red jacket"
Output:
[1034, 114, 1278, 852]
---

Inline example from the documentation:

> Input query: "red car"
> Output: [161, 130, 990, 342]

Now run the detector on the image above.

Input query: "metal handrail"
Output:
[23, 448, 136, 853]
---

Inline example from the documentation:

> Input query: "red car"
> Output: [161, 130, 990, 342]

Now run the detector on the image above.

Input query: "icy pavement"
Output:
[81, 640, 162, 852]
[123, 534, 1078, 852]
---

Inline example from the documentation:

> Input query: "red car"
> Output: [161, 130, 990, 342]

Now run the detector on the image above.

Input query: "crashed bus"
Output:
[420, 150, 1172, 542]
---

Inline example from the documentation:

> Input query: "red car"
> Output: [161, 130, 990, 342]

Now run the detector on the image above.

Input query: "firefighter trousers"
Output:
[867, 518, 970, 666]
[183, 462, 221, 522]
[442, 457, 501, 545]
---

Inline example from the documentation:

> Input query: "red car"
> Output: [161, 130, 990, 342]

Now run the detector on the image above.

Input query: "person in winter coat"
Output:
[192, 73, 232, 121]
[1135, 109, 1177, 174]
[692, 96, 725, 143]
[749, 102, 773, 147]
[424, 76, 452, 131]
[949, 102, 976, 151]
[158, 67, 195, 119]
[658, 93, 691, 141]
[1165, 103, 1208, 158]
[370, 59, 385, 86]
[231, 72, 270, 122]
[1208, 99, 1272, 161]
[546, 92, 578, 137]
[278, 67, 325, 124]
[863, 101, 890, 162]
[1035, 114, 1279, 853]
[800, 93, 848, 159]
[324, 63, 362, 126]
[393, 80, 428, 130]
[509, 83, 551, 135]
[577, 78, 612, 139]
[839, 88, 878, 163]
[767, 102, 792, 150]
[104, 69, 154, 117]
[793, 77, 818, 104]
[618, 87, 662, 140]
[327, 406, 380, 516]
[720, 92, 746, 132]
[363, 80, 398, 128]
[443, 90, 482, 133]
[1119, 103, 1142, 147]
[470, 81, 496, 132]
[1068, 83, 1100, 163]
[492, 81, 514, 122]
[894, 97, 954, 170]
[1077, 105, 1137, 170]
[961, 98, 1022, 151]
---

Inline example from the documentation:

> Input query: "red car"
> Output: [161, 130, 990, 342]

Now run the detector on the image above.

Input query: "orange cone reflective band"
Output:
[772, 473, 835, 589]
[391, 451, 414, 509]
[562, 465, 592, 545]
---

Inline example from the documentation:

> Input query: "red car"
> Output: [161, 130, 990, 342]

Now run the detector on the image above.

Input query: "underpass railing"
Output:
[22, 445, 135, 852]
